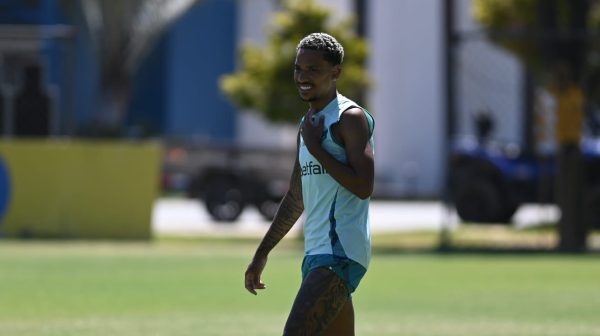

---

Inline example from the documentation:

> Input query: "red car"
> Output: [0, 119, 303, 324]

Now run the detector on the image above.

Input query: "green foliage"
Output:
[220, 0, 370, 124]
[472, 0, 539, 68]
[473, 0, 537, 29]
[473, 0, 600, 104]
[472, 0, 600, 67]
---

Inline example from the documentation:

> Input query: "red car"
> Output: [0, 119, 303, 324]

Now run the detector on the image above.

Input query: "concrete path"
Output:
[152, 198, 559, 237]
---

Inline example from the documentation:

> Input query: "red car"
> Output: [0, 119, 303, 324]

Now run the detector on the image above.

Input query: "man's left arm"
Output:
[302, 107, 374, 199]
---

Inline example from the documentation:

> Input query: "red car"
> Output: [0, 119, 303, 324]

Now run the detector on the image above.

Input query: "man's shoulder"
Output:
[341, 106, 364, 116]
[339, 107, 369, 129]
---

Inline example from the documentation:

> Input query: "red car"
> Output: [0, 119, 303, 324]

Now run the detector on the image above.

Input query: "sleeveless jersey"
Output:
[299, 93, 374, 269]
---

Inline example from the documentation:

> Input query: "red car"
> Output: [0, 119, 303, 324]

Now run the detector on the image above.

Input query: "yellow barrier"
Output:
[0, 140, 161, 239]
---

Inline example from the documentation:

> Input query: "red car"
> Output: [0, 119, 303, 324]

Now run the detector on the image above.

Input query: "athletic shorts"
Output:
[301, 254, 367, 295]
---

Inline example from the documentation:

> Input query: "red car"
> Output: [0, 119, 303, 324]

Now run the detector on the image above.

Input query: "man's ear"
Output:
[332, 65, 342, 81]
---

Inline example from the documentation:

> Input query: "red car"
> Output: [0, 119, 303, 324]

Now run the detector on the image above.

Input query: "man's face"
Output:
[294, 48, 340, 103]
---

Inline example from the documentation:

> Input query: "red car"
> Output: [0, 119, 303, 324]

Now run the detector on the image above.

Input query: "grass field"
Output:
[0, 234, 599, 336]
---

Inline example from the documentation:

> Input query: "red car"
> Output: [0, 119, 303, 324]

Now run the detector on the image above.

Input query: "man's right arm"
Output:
[255, 155, 304, 257]
[245, 132, 304, 295]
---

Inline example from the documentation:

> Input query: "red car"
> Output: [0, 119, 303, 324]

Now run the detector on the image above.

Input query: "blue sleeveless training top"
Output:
[299, 93, 374, 269]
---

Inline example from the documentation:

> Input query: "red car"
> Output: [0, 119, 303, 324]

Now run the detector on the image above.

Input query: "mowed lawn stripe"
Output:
[0, 240, 598, 336]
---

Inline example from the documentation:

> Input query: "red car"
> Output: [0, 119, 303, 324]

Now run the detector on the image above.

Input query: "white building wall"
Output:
[236, 0, 297, 149]
[369, 0, 444, 197]
[237, 0, 273, 46]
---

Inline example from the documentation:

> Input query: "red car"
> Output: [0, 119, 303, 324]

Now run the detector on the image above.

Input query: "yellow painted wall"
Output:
[0, 140, 161, 239]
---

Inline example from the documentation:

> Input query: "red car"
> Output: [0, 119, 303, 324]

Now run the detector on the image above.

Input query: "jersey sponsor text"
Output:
[301, 160, 327, 177]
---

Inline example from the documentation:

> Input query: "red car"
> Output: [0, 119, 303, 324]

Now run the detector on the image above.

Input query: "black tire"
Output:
[204, 177, 245, 222]
[256, 197, 281, 221]
[455, 178, 515, 223]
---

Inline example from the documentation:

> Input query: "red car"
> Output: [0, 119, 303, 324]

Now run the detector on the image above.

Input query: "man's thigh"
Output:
[283, 267, 349, 335]
[323, 297, 354, 336]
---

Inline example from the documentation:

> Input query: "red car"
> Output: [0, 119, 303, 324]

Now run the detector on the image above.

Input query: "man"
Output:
[244, 32, 374, 335]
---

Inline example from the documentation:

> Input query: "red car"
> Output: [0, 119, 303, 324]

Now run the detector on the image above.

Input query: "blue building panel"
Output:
[128, 36, 168, 136]
[0, 0, 63, 24]
[71, 25, 99, 127]
[164, 0, 237, 140]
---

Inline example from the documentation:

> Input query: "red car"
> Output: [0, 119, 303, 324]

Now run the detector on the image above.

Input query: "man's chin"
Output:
[298, 94, 315, 102]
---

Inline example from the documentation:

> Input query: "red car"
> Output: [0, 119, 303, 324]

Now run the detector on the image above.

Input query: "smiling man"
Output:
[244, 32, 374, 335]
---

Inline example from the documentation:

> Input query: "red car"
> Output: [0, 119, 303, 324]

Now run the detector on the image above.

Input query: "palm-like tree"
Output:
[61, 0, 200, 135]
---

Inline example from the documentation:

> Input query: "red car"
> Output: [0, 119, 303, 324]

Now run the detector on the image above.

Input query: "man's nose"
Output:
[296, 70, 309, 82]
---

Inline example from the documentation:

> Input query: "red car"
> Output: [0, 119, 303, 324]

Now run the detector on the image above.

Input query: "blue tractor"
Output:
[450, 113, 600, 228]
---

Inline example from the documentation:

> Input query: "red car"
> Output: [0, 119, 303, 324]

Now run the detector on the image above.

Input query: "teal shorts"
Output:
[301, 254, 367, 295]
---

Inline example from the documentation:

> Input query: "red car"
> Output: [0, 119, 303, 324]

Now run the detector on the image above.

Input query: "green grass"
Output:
[0, 237, 599, 336]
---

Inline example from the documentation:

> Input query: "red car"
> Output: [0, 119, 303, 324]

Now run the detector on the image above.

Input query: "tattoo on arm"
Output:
[255, 160, 303, 257]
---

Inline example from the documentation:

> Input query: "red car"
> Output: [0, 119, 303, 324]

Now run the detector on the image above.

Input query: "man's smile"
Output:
[298, 84, 313, 92]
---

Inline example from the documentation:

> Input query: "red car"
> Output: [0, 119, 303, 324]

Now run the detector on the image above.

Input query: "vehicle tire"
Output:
[455, 177, 514, 223]
[257, 197, 281, 221]
[204, 178, 245, 222]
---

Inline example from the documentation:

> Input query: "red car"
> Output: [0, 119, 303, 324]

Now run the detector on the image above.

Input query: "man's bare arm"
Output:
[255, 155, 304, 257]
[245, 132, 304, 295]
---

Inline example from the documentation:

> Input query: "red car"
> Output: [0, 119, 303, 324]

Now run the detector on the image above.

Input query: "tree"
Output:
[59, 0, 201, 135]
[472, 0, 599, 251]
[220, 0, 370, 124]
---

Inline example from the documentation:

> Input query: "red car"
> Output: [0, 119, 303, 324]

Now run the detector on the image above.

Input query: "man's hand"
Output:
[302, 109, 325, 152]
[244, 255, 268, 295]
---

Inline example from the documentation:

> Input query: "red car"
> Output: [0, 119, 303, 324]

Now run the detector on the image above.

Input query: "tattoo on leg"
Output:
[283, 268, 349, 335]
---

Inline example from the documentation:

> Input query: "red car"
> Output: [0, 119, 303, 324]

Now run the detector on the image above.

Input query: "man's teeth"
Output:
[300, 85, 312, 90]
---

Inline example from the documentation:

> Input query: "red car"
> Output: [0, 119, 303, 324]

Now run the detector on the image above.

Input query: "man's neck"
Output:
[309, 90, 338, 112]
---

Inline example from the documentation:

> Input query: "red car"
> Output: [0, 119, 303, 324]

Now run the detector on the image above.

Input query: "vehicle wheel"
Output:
[455, 178, 514, 223]
[257, 197, 281, 221]
[584, 186, 600, 230]
[204, 178, 245, 222]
